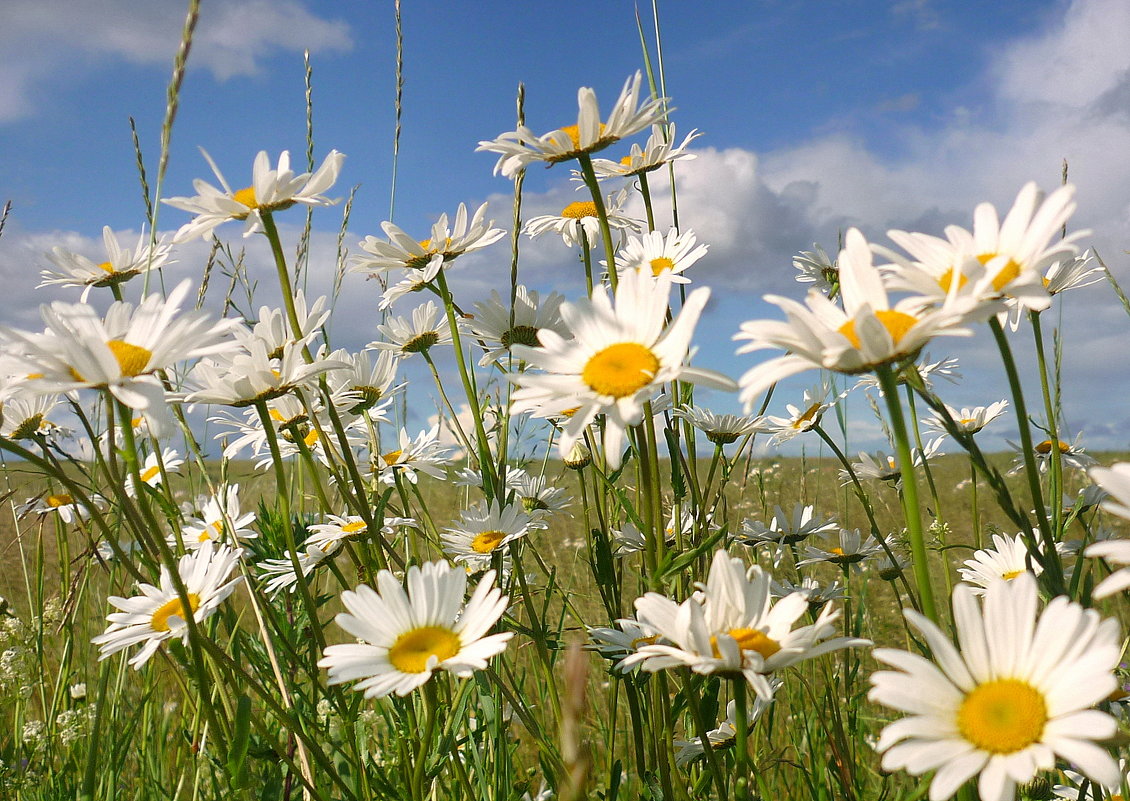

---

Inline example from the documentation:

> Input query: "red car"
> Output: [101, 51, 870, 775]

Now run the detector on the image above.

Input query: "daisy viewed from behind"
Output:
[590, 123, 700, 179]
[319, 560, 512, 698]
[477, 71, 666, 178]
[870, 574, 1122, 801]
[510, 269, 736, 469]
[92, 542, 244, 669]
[353, 202, 505, 276]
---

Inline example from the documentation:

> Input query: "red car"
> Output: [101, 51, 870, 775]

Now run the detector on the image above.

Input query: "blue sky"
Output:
[2, 0, 1129, 454]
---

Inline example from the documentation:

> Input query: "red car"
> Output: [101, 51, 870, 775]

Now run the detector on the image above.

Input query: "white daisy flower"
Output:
[524, 187, 641, 248]
[18, 492, 105, 524]
[92, 542, 244, 669]
[305, 514, 415, 554]
[959, 533, 1045, 595]
[40, 226, 173, 301]
[1009, 434, 1096, 474]
[590, 124, 700, 179]
[793, 243, 839, 295]
[178, 484, 257, 550]
[369, 301, 453, 358]
[0, 392, 62, 440]
[164, 149, 344, 242]
[319, 560, 513, 698]
[734, 228, 990, 409]
[469, 286, 568, 367]
[759, 384, 841, 444]
[1053, 759, 1129, 799]
[373, 425, 453, 485]
[124, 448, 183, 496]
[797, 529, 891, 572]
[512, 473, 571, 520]
[477, 72, 667, 178]
[673, 405, 765, 445]
[1043, 250, 1102, 296]
[510, 269, 736, 469]
[323, 347, 401, 415]
[673, 697, 773, 767]
[924, 401, 1009, 435]
[870, 574, 1122, 801]
[740, 504, 838, 547]
[1090, 462, 1130, 521]
[768, 576, 847, 606]
[612, 227, 708, 284]
[186, 339, 347, 408]
[442, 501, 540, 571]
[353, 202, 505, 276]
[624, 549, 868, 699]
[259, 546, 333, 596]
[587, 616, 662, 665]
[247, 291, 330, 359]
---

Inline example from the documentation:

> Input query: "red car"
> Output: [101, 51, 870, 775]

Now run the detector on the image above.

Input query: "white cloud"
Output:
[0, 0, 352, 122]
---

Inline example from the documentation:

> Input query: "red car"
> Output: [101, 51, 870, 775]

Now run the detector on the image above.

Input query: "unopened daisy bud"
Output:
[563, 442, 591, 470]
[1019, 777, 1054, 800]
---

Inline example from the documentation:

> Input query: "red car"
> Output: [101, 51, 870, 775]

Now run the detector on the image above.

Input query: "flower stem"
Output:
[576, 153, 619, 290]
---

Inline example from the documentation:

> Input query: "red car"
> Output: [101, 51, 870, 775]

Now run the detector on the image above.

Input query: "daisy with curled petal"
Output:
[759, 384, 842, 445]
[769, 576, 847, 607]
[624, 549, 869, 700]
[246, 291, 329, 359]
[322, 347, 401, 415]
[163, 148, 345, 242]
[734, 228, 990, 410]
[373, 425, 453, 485]
[513, 473, 571, 520]
[590, 124, 700, 179]
[469, 286, 569, 367]
[674, 405, 766, 445]
[319, 560, 513, 698]
[612, 227, 708, 284]
[0, 280, 240, 417]
[924, 400, 1009, 435]
[477, 71, 667, 178]
[368, 301, 454, 358]
[869, 574, 1122, 801]
[793, 243, 839, 295]
[524, 187, 641, 248]
[40, 226, 174, 301]
[0, 392, 61, 441]
[186, 339, 347, 408]
[259, 546, 333, 596]
[1043, 250, 1103, 296]
[352, 202, 505, 276]
[442, 501, 540, 571]
[510, 269, 736, 470]
[92, 542, 244, 669]
[959, 533, 1044, 595]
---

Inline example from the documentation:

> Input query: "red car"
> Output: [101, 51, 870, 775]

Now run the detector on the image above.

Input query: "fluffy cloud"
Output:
[0, 0, 351, 122]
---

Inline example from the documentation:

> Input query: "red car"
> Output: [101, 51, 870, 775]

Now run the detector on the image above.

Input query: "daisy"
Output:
[510, 269, 736, 469]
[305, 514, 415, 553]
[186, 339, 346, 408]
[247, 291, 329, 359]
[869, 574, 1122, 801]
[587, 616, 662, 668]
[674, 405, 765, 445]
[959, 533, 1044, 595]
[768, 576, 847, 607]
[793, 244, 839, 295]
[369, 301, 453, 358]
[1043, 250, 1102, 296]
[40, 226, 173, 301]
[0, 280, 239, 417]
[477, 72, 667, 178]
[163, 149, 345, 242]
[18, 492, 104, 524]
[524, 188, 641, 248]
[512, 473, 571, 520]
[442, 501, 539, 571]
[923, 401, 1009, 435]
[0, 392, 62, 441]
[178, 484, 257, 550]
[673, 697, 773, 768]
[353, 202, 505, 276]
[319, 560, 512, 698]
[92, 542, 244, 668]
[759, 384, 841, 444]
[1090, 462, 1130, 521]
[1085, 539, 1130, 600]
[624, 549, 868, 699]
[1009, 434, 1096, 474]
[734, 228, 988, 409]
[469, 286, 568, 367]
[590, 124, 700, 179]
[740, 504, 838, 547]
[1053, 759, 1130, 799]
[797, 529, 890, 572]
[259, 546, 333, 596]
[124, 448, 183, 496]
[323, 348, 401, 415]
[612, 227, 708, 284]
[373, 425, 453, 485]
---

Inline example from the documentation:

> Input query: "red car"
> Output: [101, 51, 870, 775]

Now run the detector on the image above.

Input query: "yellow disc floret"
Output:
[958, 679, 1046, 754]
[649, 257, 676, 276]
[470, 529, 507, 554]
[561, 201, 599, 219]
[582, 342, 660, 398]
[388, 625, 461, 673]
[837, 310, 918, 351]
[151, 593, 201, 633]
[106, 340, 153, 378]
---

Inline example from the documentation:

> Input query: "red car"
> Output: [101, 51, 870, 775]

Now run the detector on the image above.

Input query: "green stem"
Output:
[412, 681, 441, 801]
[638, 171, 657, 232]
[1030, 310, 1065, 538]
[732, 678, 751, 800]
[576, 153, 619, 290]
[875, 365, 938, 624]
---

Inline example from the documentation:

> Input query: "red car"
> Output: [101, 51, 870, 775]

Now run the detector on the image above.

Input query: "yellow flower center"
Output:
[829, 547, 846, 556]
[711, 627, 781, 660]
[471, 529, 507, 554]
[958, 417, 977, 426]
[1001, 569, 1025, 580]
[341, 521, 367, 534]
[792, 402, 823, 429]
[139, 465, 161, 483]
[630, 634, 659, 650]
[97, 261, 115, 274]
[937, 267, 968, 292]
[558, 122, 607, 151]
[619, 155, 634, 167]
[382, 449, 403, 464]
[303, 429, 319, 448]
[649, 257, 676, 276]
[561, 201, 599, 219]
[46, 494, 73, 508]
[387, 625, 461, 673]
[106, 340, 153, 378]
[837, 310, 918, 350]
[150, 593, 201, 633]
[582, 342, 660, 398]
[199, 520, 224, 543]
[232, 186, 258, 209]
[957, 679, 1046, 754]
[1035, 439, 1071, 455]
[978, 253, 1023, 291]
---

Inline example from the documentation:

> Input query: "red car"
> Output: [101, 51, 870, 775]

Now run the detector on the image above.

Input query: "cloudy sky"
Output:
[1, 0, 1129, 454]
